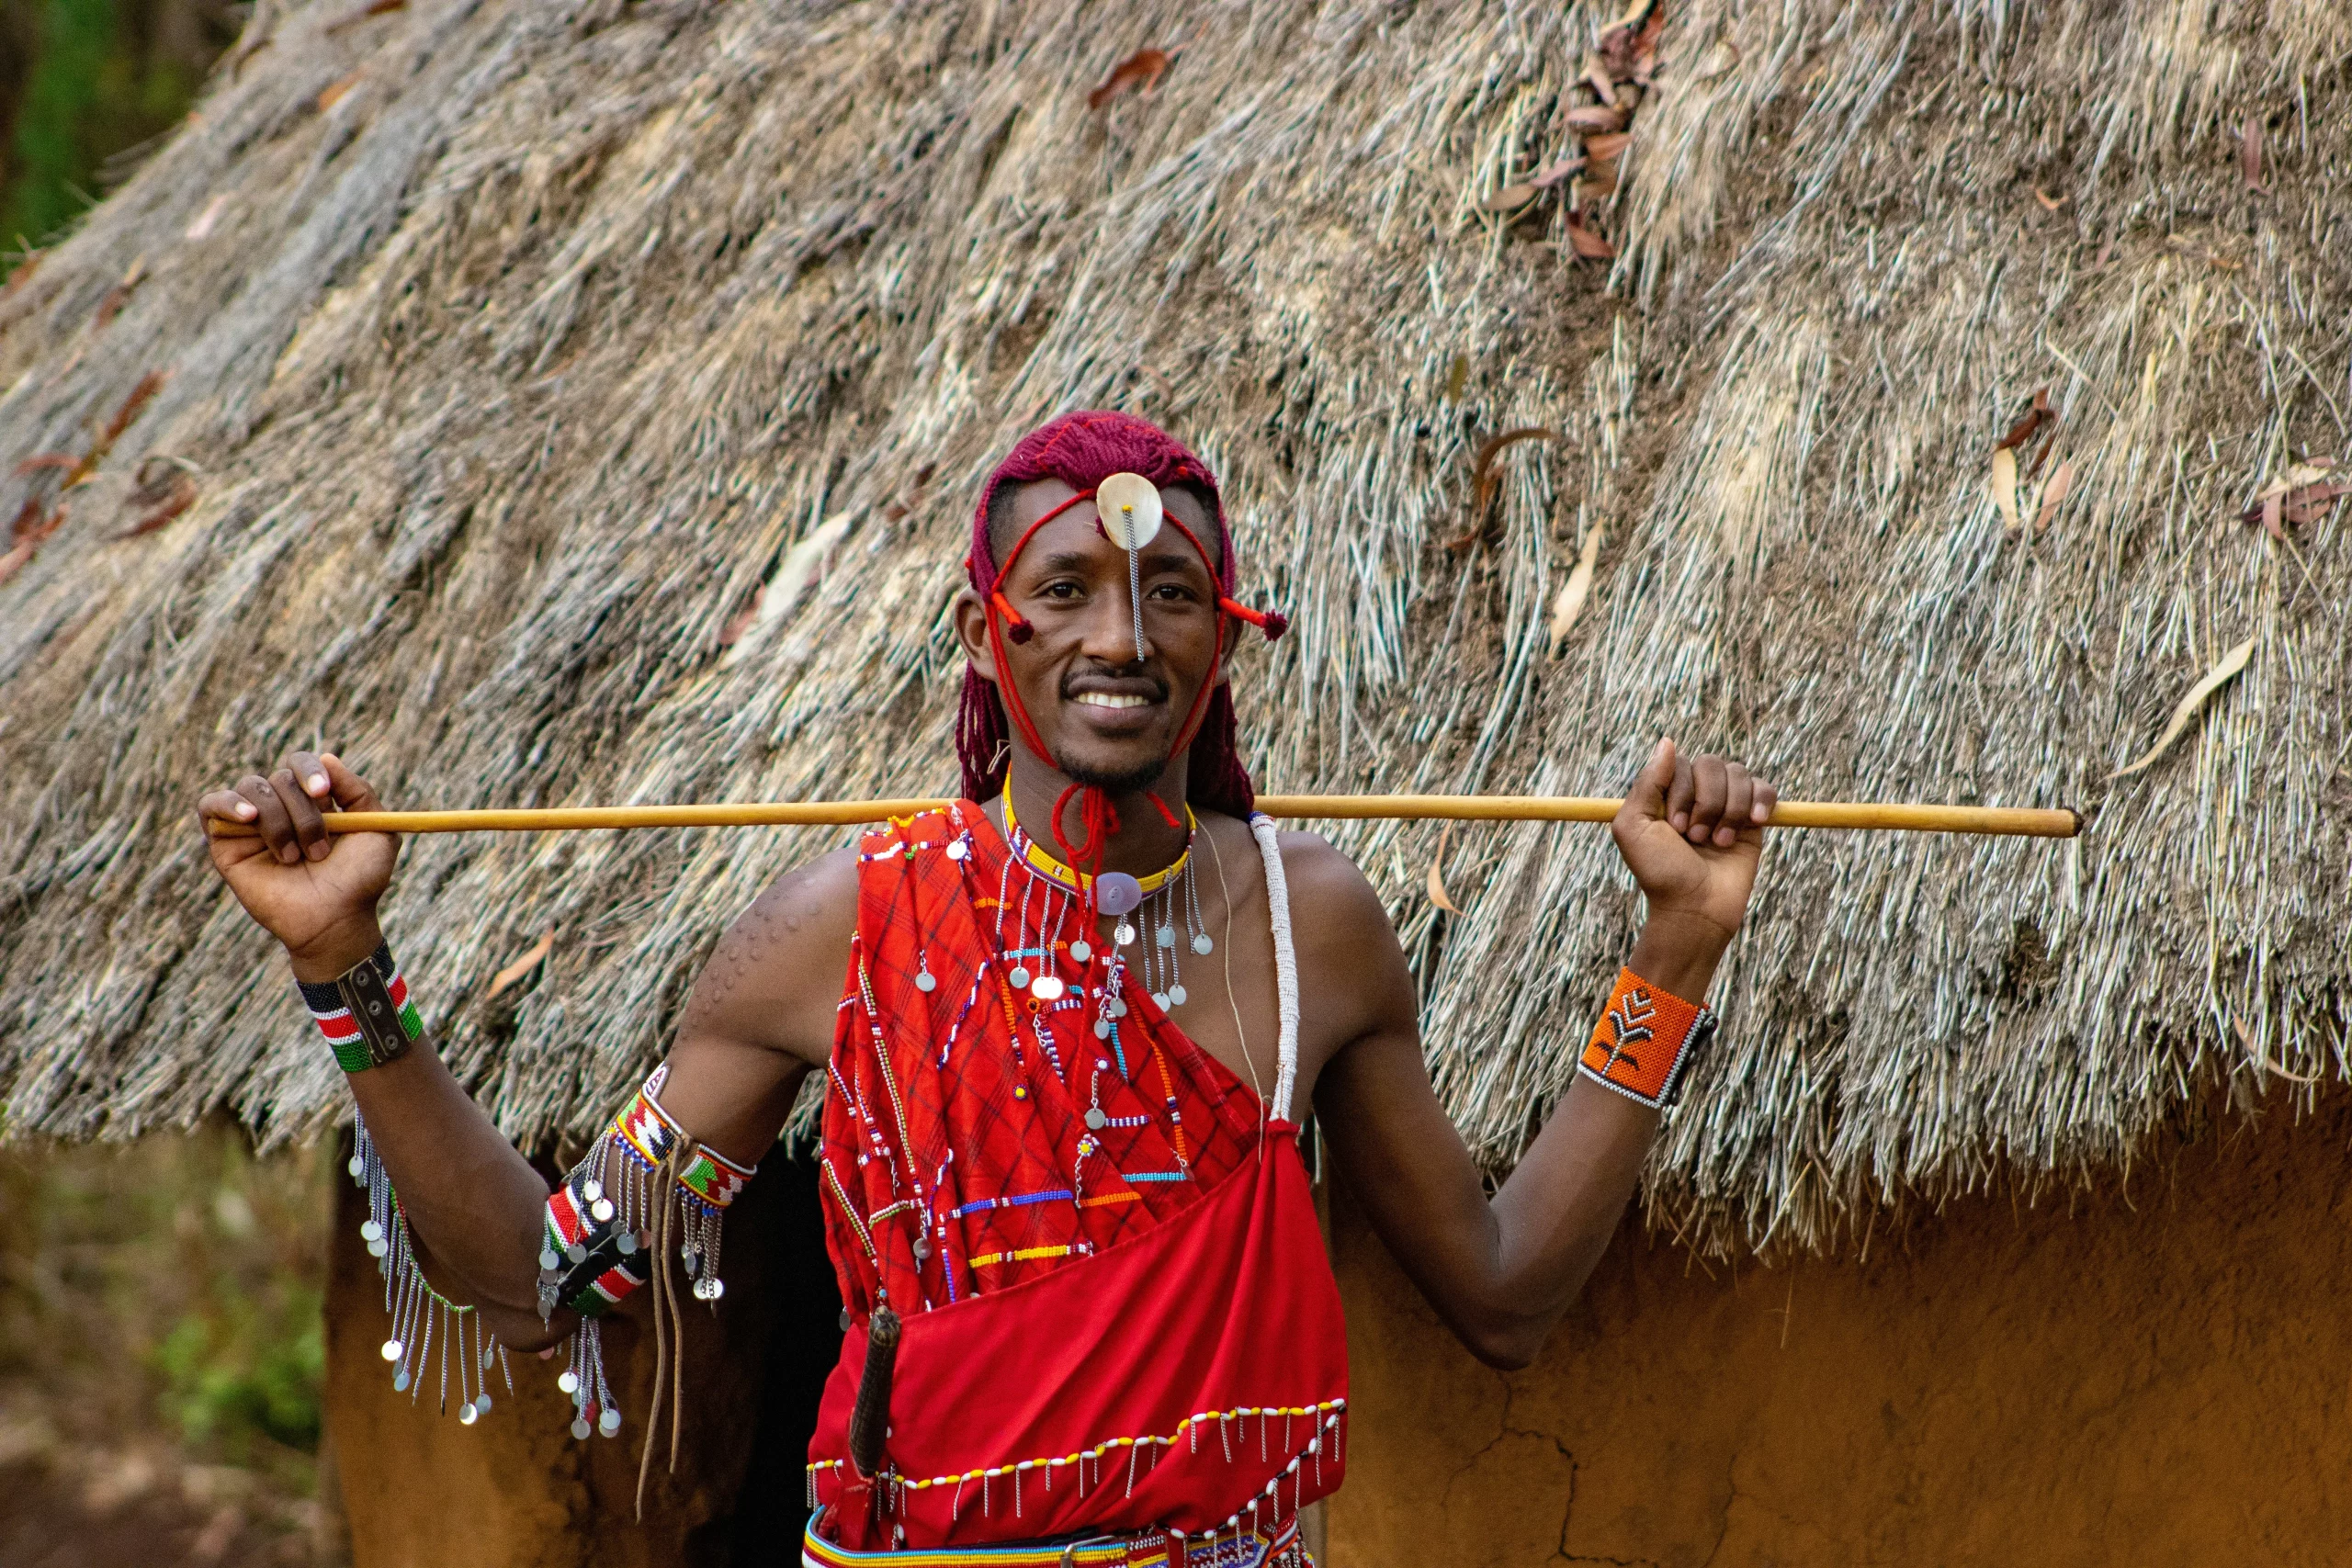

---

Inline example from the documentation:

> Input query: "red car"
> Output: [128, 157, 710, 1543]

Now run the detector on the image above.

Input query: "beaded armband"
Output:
[298, 941, 423, 1073]
[537, 1066, 756, 1441]
[1577, 967, 1716, 1110]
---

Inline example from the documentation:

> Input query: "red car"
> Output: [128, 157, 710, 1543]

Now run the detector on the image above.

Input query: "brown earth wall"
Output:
[1325, 1090, 2352, 1566]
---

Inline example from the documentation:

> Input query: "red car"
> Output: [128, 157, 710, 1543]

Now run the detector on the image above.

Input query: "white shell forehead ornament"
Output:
[1093, 472, 1164, 549]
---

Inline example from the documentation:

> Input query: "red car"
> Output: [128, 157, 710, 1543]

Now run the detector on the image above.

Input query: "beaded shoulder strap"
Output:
[1248, 814, 1301, 1122]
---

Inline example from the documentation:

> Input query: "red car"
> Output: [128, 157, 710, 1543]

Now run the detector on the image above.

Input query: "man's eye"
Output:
[1148, 583, 1193, 601]
[1042, 581, 1080, 599]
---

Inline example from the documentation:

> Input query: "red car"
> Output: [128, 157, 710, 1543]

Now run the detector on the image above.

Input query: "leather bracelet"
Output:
[1576, 966, 1716, 1110]
[298, 941, 422, 1072]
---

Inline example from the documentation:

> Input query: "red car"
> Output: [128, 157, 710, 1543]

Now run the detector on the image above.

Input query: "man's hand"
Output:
[1611, 739, 1777, 999]
[195, 750, 398, 980]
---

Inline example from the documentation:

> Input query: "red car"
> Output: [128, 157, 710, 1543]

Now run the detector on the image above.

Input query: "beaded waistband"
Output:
[800, 1515, 1304, 1568]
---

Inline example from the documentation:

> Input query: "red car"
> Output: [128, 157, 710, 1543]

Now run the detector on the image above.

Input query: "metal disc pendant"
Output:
[1069, 940, 1091, 963]
[1193, 932, 1214, 955]
[1032, 974, 1066, 1001]
[1009, 965, 1032, 989]
[1096, 872, 1144, 916]
[360, 1219, 383, 1243]
[695, 1278, 723, 1301]
[347, 1156, 365, 1178]
[367, 1237, 388, 1258]
[590, 1198, 615, 1224]
[539, 1247, 560, 1270]
[1110, 998, 1129, 1019]
[1169, 984, 1188, 1006]
[475, 1392, 492, 1413]
[1114, 923, 1136, 947]
[600, 1408, 623, 1437]
[571, 1417, 593, 1441]
[946, 839, 967, 860]
[1151, 991, 1170, 1010]
[1085, 1107, 1108, 1130]
[616, 1231, 639, 1255]
[566, 1242, 588, 1264]
[1157, 925, 1176, 948]
[915, 970, 936, 992]
[558, 1371, 580, 1394]
[912, 1235, 931, 1260]
[392, 1368, 410, 1393]
[582, 1179, 603, 1202]
[1093, 1018, 1111, 1039]
[459, 1402, 479, 1426]
[380, 1339, 403, 1362]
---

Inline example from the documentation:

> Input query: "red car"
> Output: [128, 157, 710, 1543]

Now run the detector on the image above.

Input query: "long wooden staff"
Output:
[212, 795, 2081, 837]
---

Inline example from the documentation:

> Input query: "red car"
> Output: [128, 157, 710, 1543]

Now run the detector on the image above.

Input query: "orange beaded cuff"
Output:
[1577, 967, 1715, 1110]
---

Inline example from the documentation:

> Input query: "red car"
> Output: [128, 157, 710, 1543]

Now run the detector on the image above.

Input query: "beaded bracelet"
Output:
[537, 1066, 757, 1441]
[1576, 966, 1717, 1110]
[298, 941, 423, 1073]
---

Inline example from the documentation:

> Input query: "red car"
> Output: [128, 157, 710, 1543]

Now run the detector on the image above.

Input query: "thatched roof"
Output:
[4, 0, 2346, 1253]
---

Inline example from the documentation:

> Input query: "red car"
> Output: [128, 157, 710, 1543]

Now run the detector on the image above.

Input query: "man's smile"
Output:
[1072, 692, 1151, 710]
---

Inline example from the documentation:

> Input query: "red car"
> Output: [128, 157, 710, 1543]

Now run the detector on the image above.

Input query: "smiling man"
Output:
[197, 412, 1781, 1566]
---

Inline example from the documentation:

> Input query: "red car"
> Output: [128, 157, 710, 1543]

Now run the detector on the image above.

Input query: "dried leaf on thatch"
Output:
[2240, 463, 2345, 537]
[2034, 186, 2066, 209]
[1455, 427, 1564, 546]
[2242, 120, 2264, 190]
[184, 195, 229, 242]
[1566, 209, 1614, 259]
[1990, 446, 2020, 532]
[718, 588, 763, 646]
[1426, 823, 1462, 912]
[1584, 131, 1632, 163]
[2111, 636, 2257, 778]
[119, 465, 198, 538]
[326, 0, 406, 35]
[1997, 387, 2054, 451]
[484, 931, 555, 1000]
[0, 541, 34, 589]
[1585, 57, 1619, 106]
[2233, 1016, 2317, 1082]
[1566, 105, 1629, 133]
[2028, 458, 2075, 539]
[100, 370, 166, 449]
[93, 255, 146, 329]
[1532, 155, 1585, 188]
[13, 454, 76, 478]
[1088, 48, 1169, 110]
[1548, 521, 1604, 656]
[317, 72, 365, 113]
[1482, 183, 1537, 212]
[6, 498, 42, 541]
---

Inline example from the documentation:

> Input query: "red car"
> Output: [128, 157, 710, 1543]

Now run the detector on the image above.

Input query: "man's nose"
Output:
[1078, 577, 1151, 666]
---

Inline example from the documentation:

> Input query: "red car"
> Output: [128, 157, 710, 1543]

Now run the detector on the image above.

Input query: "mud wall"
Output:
[1326, 1091, 2352, 1566]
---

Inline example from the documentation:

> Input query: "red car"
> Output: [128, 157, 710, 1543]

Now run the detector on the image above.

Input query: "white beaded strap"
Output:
[1250, 813, 1301, 1122]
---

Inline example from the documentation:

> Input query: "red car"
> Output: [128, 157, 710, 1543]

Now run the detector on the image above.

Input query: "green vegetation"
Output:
[0, 0, 236, 276]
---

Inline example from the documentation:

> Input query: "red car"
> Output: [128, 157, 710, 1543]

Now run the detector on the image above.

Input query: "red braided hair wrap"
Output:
[958, 411, 1263, 818]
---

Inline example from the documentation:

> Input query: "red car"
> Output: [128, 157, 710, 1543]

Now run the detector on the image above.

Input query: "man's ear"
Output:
[952, 590, 1000, 682]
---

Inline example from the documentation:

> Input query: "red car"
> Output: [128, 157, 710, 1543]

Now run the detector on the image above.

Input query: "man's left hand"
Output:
[1611, 739, 1777, 954]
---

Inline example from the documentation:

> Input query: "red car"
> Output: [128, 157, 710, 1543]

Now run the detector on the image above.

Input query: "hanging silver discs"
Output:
[475, 1392, 492, 1414]
[1110, 998, 1129, 1018]
[360, 1219, 383, 1243]
[1085, 1108, 1108, 1130]
[1009, 964, 1032, 988]
[1093, 1018, 1112, 1039]
[381, 1338, 403, 1362]
[1114, 923, 1136, 947]
[558, 1370, 580, 1394]
[600, 1408, 623, 1437]
[348, 1155, 365, 1179]
[616, 1231, 639, 1255]
[946, 839, 967, 861]
[915, 970, 936, 992]
[393, 1368, 411, 1393]
[1070, 940, 1091, 963]
[582, 1179, 603, 1202]
[539, 1247, 560, 1270]
[694, 1278, 724, 1301]
[1193, 932, 1214, 955]
[566, 1242, 588, 1264]
[590, 1197, 615, 1224]
[571, 1417, 593, 1441]
[459, 1402, 479, 1426]
[367, 1236, 388, 1258]
[1157, 925, 1176, 948]
[1169, 984, 1188, 1006]
[1032, 974, 1066, 1001]
[1151, 991, 1170, 1010]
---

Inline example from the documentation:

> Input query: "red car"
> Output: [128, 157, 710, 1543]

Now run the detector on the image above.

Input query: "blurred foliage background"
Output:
[0, 1125, 341, 1566]
[1, 0, 239, 277]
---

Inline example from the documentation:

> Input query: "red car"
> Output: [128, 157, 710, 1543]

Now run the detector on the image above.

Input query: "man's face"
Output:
[958, 478, 1225, 794]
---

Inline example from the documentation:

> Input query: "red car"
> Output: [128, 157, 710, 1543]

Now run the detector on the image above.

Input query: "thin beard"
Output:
[1055, 752, 1174, 796]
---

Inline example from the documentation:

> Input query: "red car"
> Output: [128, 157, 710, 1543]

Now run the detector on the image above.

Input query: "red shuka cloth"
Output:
[809, 803, 1349, 1549]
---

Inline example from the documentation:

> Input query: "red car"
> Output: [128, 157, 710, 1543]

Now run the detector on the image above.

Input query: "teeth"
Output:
[1075, 693, 1150, 709]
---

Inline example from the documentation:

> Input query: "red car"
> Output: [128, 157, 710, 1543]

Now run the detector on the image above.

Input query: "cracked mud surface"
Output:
[1328, 1090, 2352, 1566]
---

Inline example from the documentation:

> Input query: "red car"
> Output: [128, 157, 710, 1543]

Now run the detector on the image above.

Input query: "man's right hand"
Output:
[196, 750, 398, 980]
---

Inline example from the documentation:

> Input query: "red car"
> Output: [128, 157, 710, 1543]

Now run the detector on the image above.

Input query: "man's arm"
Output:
[196, 751, 851, 1350]
[1308, 739, 1773, 1370]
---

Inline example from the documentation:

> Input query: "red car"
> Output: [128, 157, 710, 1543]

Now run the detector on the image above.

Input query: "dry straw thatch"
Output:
[3, 0, 2347, 1254]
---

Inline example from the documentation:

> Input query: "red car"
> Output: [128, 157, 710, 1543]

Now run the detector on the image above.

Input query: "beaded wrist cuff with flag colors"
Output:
[1577, 967, 1716, 1110]
[299, 941, 423, 1073]
[536, 1065, 757, 1442]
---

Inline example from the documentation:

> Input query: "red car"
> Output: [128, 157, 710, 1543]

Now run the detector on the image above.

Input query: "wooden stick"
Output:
[210, 795, 2081, 838]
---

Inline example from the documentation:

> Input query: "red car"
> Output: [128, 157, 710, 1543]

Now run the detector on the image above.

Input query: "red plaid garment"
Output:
[820, 801, 1261, 1316]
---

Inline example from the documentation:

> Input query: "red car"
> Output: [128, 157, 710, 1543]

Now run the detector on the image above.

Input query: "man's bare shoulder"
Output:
[1272, 828, 1399, 946]
[679, 844, 860, 1068]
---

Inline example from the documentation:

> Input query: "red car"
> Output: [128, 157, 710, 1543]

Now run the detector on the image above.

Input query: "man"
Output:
[198, 412, 1779, 1564]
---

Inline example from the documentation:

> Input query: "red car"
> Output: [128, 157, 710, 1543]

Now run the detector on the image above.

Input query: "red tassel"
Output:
[991, 591, 1035, 643]
[1218, 596, 1288, 641]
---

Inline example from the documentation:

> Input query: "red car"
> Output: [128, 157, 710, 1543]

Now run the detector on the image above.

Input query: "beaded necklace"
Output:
[1000, 790, 1214, 1012]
